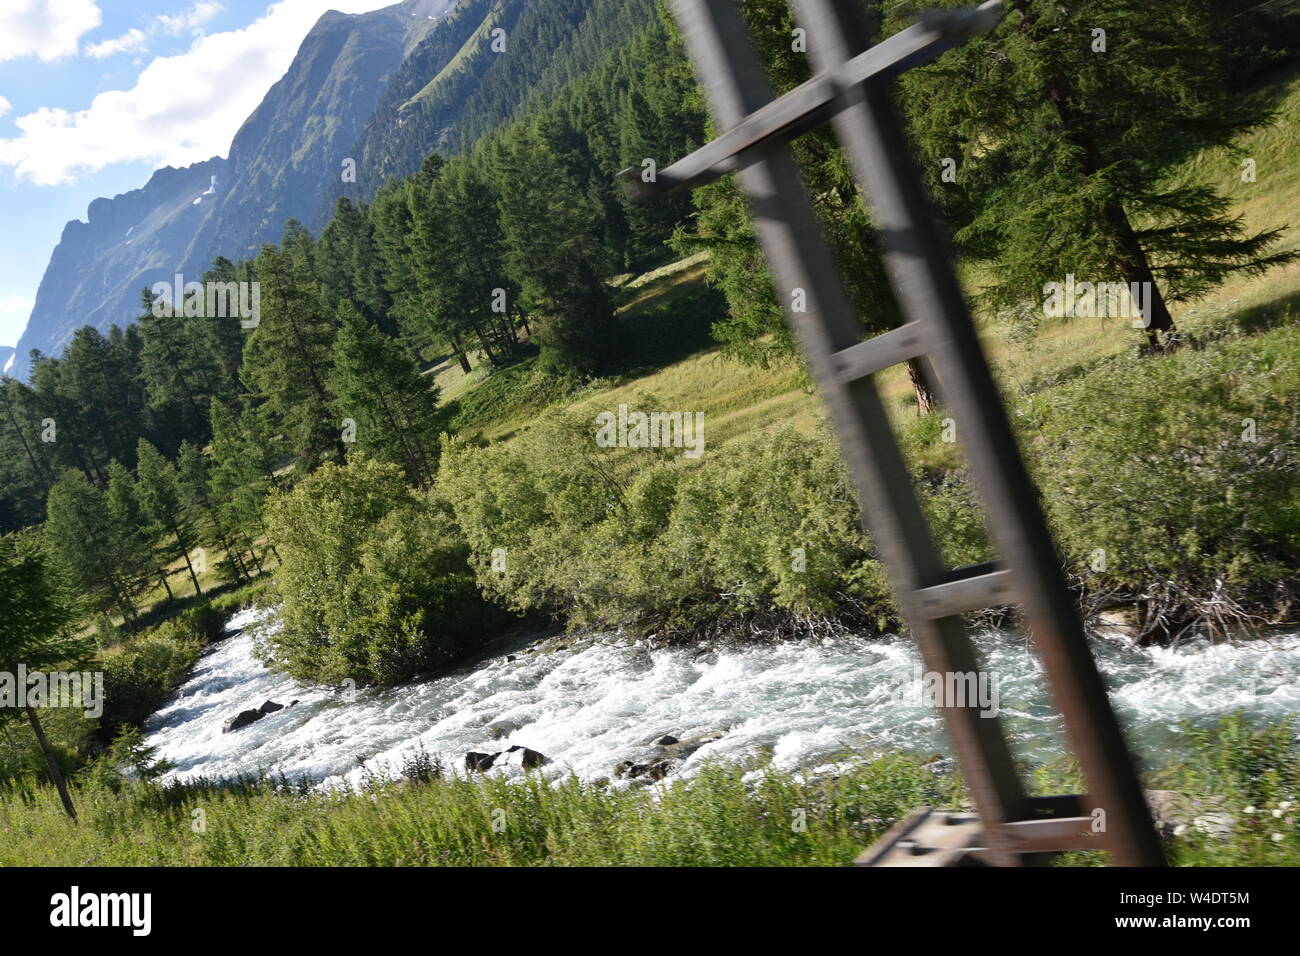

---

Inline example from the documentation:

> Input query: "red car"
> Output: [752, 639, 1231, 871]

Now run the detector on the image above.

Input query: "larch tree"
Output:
[891, 0, 1298, 349]
[0, 532, 87, 820]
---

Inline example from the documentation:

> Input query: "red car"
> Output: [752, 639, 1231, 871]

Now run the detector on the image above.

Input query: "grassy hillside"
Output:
[446, 60, 1300, 456]
[410, 60, 1300, 649]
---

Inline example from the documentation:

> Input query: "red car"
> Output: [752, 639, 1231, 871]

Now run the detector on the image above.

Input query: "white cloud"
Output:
[0, 0, 103, 62]
[0, 0, 395, 186]
[84, 27, 147, 59]
[0, 96, 11, 119]
[156, 1, 224, 36]
[84, 3, 224, 59]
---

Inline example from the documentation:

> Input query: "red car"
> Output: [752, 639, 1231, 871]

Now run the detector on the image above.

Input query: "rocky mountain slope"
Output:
[9, 0, 457, 381]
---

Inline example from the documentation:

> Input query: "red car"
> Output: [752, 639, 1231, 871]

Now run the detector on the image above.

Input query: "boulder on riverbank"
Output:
[615, 730, 725, 781]
[222, 709, 266, 733]
[465, 744, 547, 773]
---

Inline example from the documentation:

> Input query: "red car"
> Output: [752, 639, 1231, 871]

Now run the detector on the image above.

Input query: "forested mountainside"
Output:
[8, 0, 456, 382]
[9, 0, 656, 383]
[330, 0, 648, 206]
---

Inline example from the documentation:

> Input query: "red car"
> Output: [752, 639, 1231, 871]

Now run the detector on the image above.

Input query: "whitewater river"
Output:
[143, 606, 1300, 790]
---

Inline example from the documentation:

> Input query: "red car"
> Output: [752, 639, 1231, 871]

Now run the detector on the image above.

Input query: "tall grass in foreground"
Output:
[0, 716, 1296, 866]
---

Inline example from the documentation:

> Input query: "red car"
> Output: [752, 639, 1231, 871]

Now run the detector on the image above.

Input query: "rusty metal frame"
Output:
[622, 0, 1164, 865]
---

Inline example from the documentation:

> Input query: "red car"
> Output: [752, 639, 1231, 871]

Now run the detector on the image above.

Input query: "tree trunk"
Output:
[1100, 202, 1179, 349]
[158, 569, 174, 602]
[1044, 67, 1178, 351]
[451, 335, 472, 374]
[174, 528, 203, 597]
[475, 328, 500, 368]
[906, 358, 938, 416]
[25, 705, 76, 821]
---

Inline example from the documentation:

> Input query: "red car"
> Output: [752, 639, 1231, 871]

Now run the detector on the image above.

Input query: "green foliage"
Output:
[263, 457, 502, 686]
[329, 301, 442, 489]
[85, 725, 175, 792]
[893, 0, 1298, 337]
[44, 470, 137, 622]
[0, 751, 960, 867]
[242, 238, 341, 469]
[1027, 323, 1300, 610]
[98, 625, 207, 734]
[492, 123, 619, 376]
[440, 414, 893, 635]
[668, 0, 901, 367]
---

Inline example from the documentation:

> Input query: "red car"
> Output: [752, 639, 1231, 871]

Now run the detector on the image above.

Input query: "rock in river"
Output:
[222, 709, 266, 733]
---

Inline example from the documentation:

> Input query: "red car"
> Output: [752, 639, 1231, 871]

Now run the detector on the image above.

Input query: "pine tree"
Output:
[665, 0, 930, 407]
[0, 532, 86, 819]
[492, 124, 619, 376]
[318, 198, 395, 335]
[135, 439, 203, 597]
[892, 0, 1298, 349]
[197, 257, 250, 410]
[177, 440, 252, 584]
[138, 288, 220, 445]
[242, 242, 341, 469]
[208, 400, 279, 570]
[329, 302, 442, 489]
[104, 460, 167, 604]
[406, 156, 521, 369]
[44, 470, 137, 625]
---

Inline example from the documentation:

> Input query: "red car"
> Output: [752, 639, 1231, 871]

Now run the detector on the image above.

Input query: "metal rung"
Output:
[909, 567, 1015, 619]
[858, 798, 1104, 866]
[831, 324, 925, 383]
[619, 2, 1003, 199]
[855, 807, 985, 867]
[1000, 817, 1105, 853]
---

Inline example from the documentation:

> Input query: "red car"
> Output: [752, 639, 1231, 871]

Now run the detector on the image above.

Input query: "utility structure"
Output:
[621, 0, 1164, 866]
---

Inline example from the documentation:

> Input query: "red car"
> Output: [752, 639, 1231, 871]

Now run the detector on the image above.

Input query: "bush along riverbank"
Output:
[254, 317, 1299, 689]
[0, 579, 267, 792]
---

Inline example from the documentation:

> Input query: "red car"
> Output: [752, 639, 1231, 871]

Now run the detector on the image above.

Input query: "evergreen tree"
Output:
[493, 124, 619, 376]
[665, 0, 930, 407]
[197, 256, 251, 411]
[317, 198, 395, 335]
[0, 532, 86, 819]
[329, 302, 442, 489]
[138, 288, 220, 446]
[177, 440, 252, 584]
[104, 460, 167, 604]
[208, 400, 279, 570]
[892, 0, 1298, 349]
[242, 243, 341, 468]
[407, 156, 523, 369]
[135, 439, 203, 596]
[44, 470, 136, 625]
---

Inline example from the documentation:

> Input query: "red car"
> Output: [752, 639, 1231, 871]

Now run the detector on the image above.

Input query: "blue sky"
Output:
[0, 0, 398, 350]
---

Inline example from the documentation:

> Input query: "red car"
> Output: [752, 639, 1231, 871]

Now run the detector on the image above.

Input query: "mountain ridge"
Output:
[8, 0, 459, 382]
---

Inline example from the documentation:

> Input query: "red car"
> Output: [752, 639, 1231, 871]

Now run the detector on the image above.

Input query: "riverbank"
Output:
[2, 710, 1296, 867]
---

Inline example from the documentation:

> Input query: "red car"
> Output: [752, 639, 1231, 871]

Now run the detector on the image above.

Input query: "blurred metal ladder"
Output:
[620, 0, 1164, 866]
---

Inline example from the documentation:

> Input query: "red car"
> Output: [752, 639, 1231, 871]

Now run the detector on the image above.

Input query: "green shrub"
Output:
[1026, 324, 1300, 615]
[99, 630, 205, 734]
[263, 456, 505, 686]
[440, 413, 896, 635]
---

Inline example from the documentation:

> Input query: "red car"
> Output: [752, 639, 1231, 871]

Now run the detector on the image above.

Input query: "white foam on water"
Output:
[144, 606, 1300, 790]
